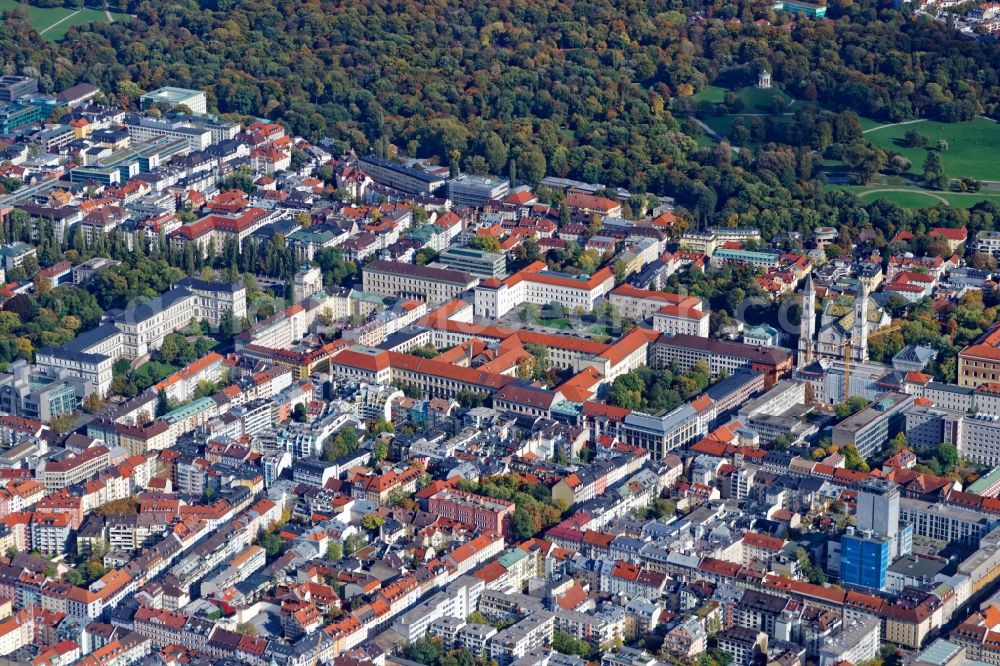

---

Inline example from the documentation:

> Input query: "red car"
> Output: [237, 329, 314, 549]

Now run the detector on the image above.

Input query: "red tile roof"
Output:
[171, 208, 269, 239]
[563, 193, 619, 213]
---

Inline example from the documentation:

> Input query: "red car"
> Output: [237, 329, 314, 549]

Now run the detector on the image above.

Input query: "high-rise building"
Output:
[855, 479, 899, 539]
[840, 530, 891, 591]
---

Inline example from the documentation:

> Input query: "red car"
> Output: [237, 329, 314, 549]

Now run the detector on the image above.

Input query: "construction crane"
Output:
[843, 331, 852, 402]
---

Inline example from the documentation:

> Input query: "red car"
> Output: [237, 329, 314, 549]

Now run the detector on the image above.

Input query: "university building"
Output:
[36, 279, 245, 395]
[959, 323, 1000, 388]
[650, 334, 793, 388]
[362, 260, 478, 306]
[473, 260, 615, 319]
[358, 156, 447, 196]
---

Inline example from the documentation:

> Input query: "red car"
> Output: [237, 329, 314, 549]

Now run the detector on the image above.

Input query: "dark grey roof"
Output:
[176, 276, 243, 293]
[360, 155, 445, 183]
[705, 371, 763, 400]
[56, 83, 99, 103]
[113, 286, 192, 324]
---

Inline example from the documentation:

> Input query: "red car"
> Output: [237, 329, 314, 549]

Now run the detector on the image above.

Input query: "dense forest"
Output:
[3, 0, 1000, 235]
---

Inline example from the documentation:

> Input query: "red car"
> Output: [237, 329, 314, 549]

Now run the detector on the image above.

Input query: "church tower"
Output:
[853, 282, 869, 363]
[799, 274, 816, 364]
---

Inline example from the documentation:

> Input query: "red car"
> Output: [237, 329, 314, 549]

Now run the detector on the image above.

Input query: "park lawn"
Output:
[536, 318, 572, 330]
[0, 0, 70, 32]
[694, 85, 791, 112]
[700, 115, 737, 138]
[828, 184, 1000, 208]
[700, 113, 793, 148]
[695, 130, 719, 148]
[514, 306, 573, 330]
[857, 116, 885, 132]
[0, 0, 125, 40]
[854, 189, 948, 208]
[863, 118, 1000, 181]
[733, 86, 791, 113]
[588, 324, 614, 336]
[132, 361, 178, 385]
[693, 85, 728, 104]
[44, 6, 123, 40]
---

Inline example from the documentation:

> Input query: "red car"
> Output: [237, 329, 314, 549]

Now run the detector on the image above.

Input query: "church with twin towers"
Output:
[798, 273, 874, 365]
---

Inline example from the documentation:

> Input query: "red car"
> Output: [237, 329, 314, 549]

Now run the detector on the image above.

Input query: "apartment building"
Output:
[153, 352, 226, 404]
[0, 242, 36, 270]
[976, 229, 1000, 258]
[30, 512, 72, 556]
[716, 627, 766, 666]
[363, 260, 478, 305]
[351, 466, 422, 504]
[489, 612, 555, 665]
[39, 446, 112, 491]
[733, 590, 792, 637]
[817, 616, 881, 666]
[427, 489, 516, 533]
[602, 561, 667, 600]
[108, 514, 170, 552]
[391, 577, 485, 643]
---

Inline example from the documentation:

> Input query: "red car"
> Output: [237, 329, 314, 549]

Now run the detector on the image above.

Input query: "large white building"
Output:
[976, 230, 1000, 258]
[36, 279, 245, 396]
[127, 116, 212, 152]
[140, 86, 208, 114]
[113, 278, 245, 358]
[818, 617, 881, 666]
[609, 284, 708, 334]
[899, 497, 996, 544]
[358, 156, 447, 196]
[651, 304, 710, 337]
[474, 260, 615, 319]
[905, 403, 1000, 467]
[447, 174, 510, 207]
